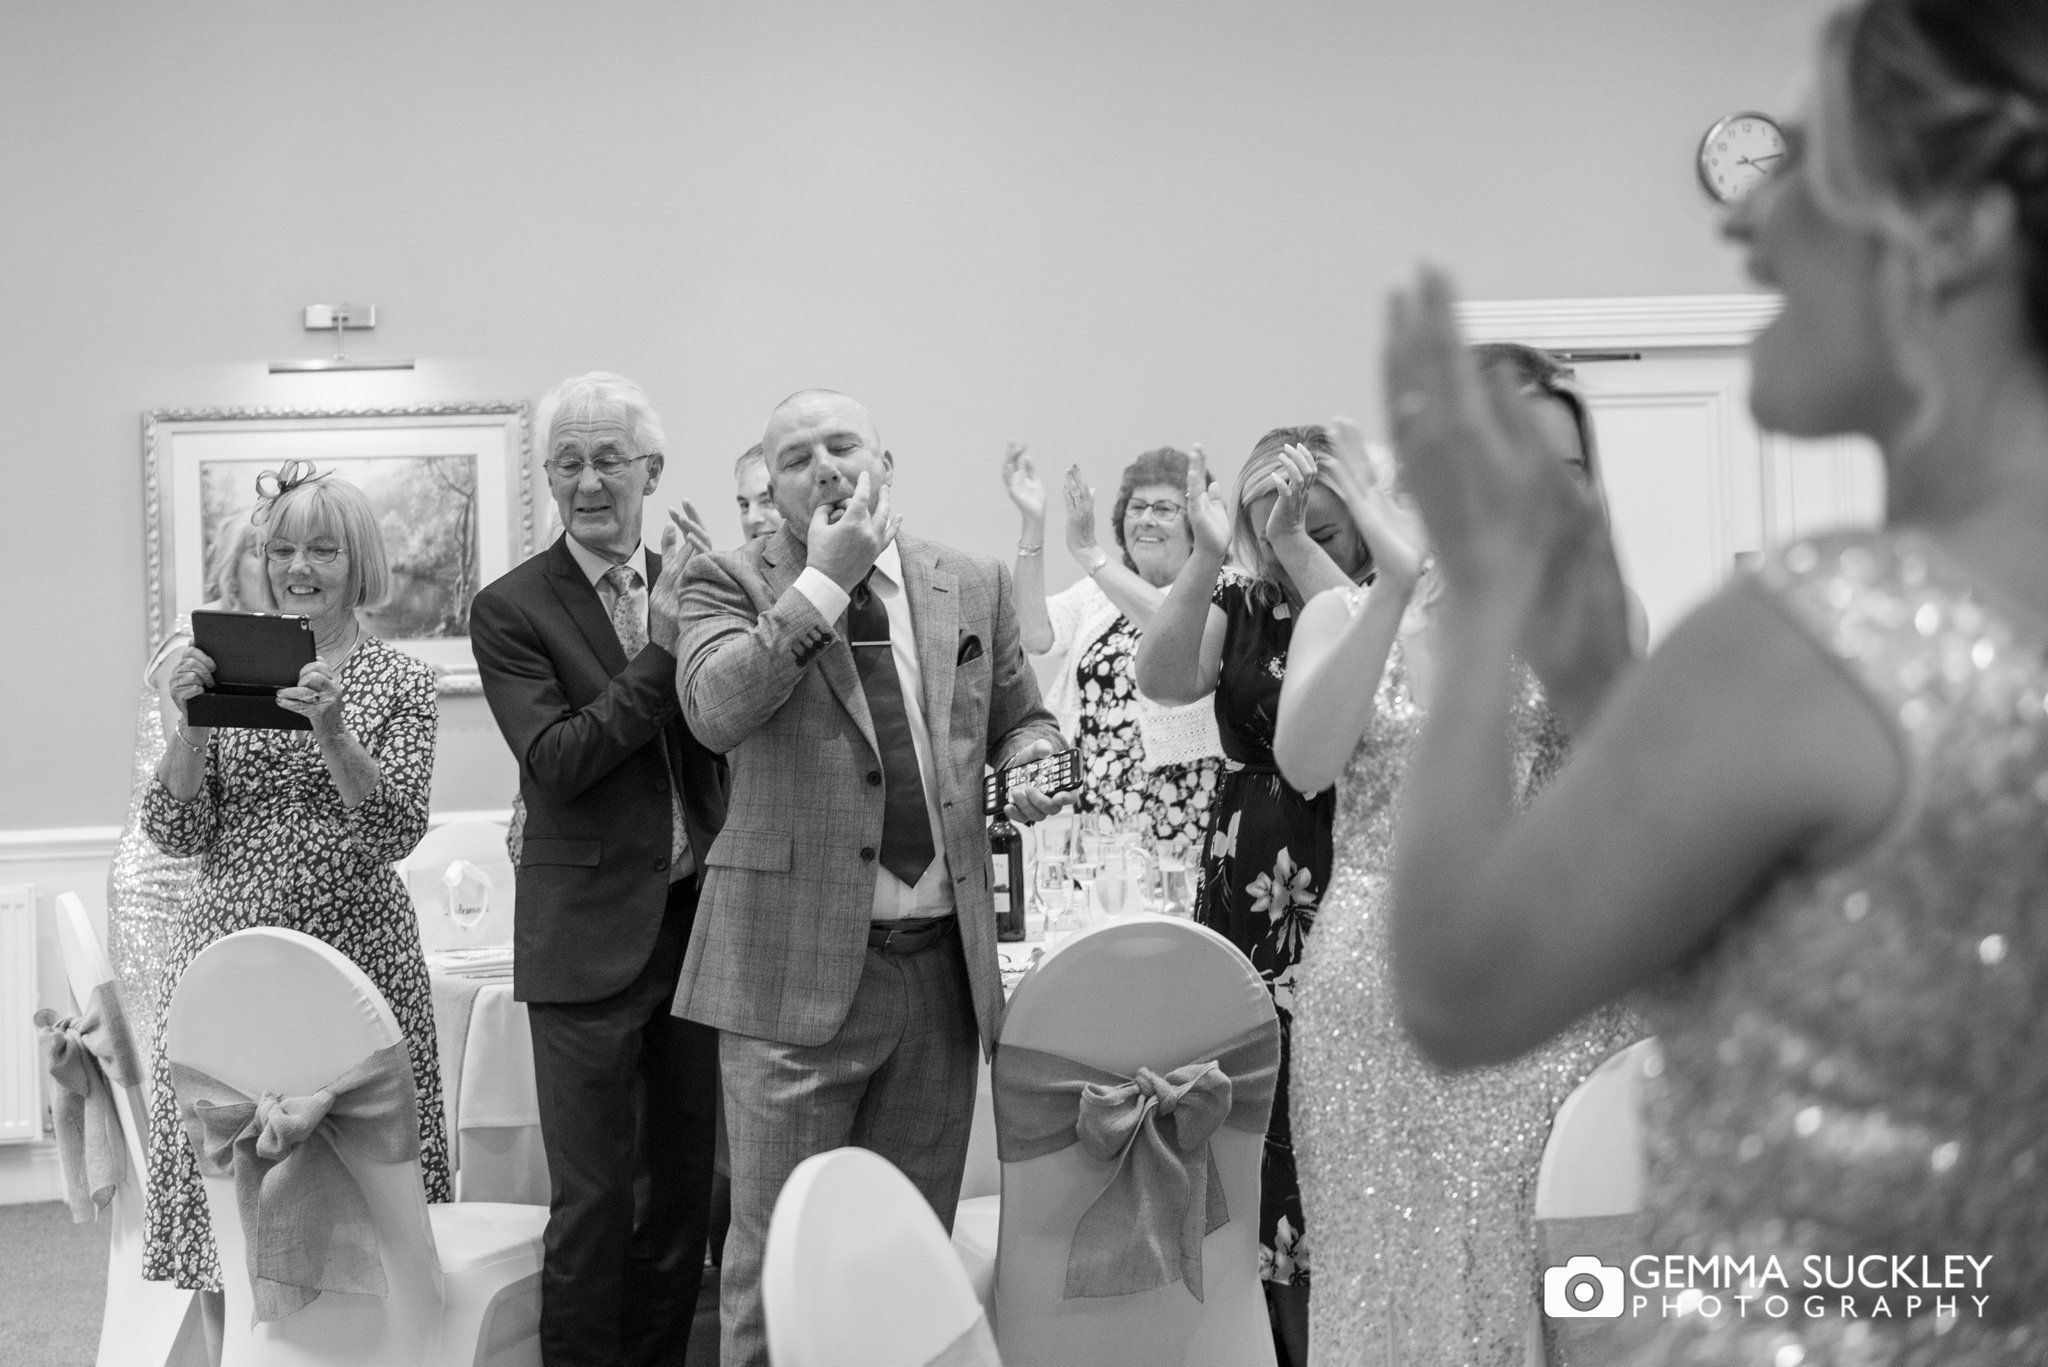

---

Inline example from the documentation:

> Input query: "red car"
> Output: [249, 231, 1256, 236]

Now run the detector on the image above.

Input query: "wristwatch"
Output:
[1079, 546, 1110, 575]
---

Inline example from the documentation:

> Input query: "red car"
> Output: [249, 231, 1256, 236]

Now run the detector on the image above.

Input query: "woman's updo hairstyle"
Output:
[1817, 0, 2048, 360]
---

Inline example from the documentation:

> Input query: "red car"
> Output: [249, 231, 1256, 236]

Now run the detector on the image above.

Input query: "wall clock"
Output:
[1698, 111, 1787, 204]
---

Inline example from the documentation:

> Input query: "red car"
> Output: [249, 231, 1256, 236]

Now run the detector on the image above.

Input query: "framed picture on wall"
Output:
[142, 403, 535, 693]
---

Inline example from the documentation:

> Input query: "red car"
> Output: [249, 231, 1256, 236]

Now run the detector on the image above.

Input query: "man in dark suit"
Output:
[472, 372, 728, 1367]
[666, 389, 1069, 1367]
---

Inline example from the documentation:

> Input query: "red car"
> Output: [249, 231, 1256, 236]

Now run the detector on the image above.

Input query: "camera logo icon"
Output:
[1544, 1256, 1624, 1318]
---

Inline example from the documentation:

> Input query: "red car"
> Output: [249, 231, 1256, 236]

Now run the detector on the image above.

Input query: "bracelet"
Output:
[1016, 542, 1044, 557]
[172, 725, 208, 758]
[1079, 546, 1110, 575]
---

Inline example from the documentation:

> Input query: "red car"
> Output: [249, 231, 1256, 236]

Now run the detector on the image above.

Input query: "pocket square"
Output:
[956, 634, 984, 666]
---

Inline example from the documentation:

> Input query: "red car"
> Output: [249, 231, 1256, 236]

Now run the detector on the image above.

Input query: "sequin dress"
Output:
[108, 676, 202, 1054]
[139, 634, 449, 1291]
[1618, 531, 2048, 1365]
[1292, 626, 1642, 1365]
[1198, 571, 1333, 1288]
[1072, 616, 1221, 847]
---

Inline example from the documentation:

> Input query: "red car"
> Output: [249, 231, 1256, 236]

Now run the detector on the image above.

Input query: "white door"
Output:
[1569, 348, 1882, 644]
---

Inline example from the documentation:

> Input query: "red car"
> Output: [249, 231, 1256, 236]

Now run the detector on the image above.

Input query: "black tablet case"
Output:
[186, 610, 317, 731]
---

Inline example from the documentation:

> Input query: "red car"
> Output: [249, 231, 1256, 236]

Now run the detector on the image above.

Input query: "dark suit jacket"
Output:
[672, 527, 1061, 1051]
[472, 534, 728, 1004]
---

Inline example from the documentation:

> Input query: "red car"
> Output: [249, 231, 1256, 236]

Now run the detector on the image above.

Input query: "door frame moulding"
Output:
[1458, 294, 1780, 351]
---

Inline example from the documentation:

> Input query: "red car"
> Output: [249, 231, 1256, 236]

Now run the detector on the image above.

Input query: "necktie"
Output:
[603, 563, 688, 874]
[849, 572, 936, 886]
[602, 564, 648, 658]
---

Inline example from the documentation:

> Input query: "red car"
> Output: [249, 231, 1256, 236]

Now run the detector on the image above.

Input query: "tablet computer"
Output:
[186, 610, 317, 731]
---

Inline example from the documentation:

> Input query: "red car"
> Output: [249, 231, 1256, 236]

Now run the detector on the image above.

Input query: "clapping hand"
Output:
[1062, 466, 1102, 562]
[1000, 442, 1045, 521]
[1384, 267, 1632, 690]
[809, 471, 900, 592]
[1385, 267, 1580, 603]
[1185, 445, 1233, 561]
[1324, 415, 1429, 590]
[666, 502, 714, 561]
[277, 659, 347, 739]
[649, 547, 689, 656]
[1262, 442, 1319, 546]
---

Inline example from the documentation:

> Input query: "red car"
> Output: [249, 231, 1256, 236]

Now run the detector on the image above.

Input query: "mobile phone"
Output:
[983, 748, 1082, 817]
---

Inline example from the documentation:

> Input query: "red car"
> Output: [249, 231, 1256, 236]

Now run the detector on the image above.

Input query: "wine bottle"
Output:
[991, 813, 1027, 941]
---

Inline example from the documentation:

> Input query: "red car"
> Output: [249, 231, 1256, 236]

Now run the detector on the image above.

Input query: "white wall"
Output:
[0, 0, 1831, 833]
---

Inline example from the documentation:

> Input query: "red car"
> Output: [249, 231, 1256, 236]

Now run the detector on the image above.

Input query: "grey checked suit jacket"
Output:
[671, 525, 1062, 1052]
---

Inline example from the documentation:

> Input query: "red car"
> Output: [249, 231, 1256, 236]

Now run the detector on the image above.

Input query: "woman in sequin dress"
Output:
[1002, 443, 1224, 846]
[1277, 398, 1642, 1366]
[108, 515, 272, 1052]
[1381, 2, 2048, 1360]
[1135, 426, 1376, 1365]
[142, 465, 447, 1292]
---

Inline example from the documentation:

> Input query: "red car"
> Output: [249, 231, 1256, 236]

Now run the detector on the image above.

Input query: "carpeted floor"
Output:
[0, 1198, 721, 1366]
[0, 1202, 107, 1367]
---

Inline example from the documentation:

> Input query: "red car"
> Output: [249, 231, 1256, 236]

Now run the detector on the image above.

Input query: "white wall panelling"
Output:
[0, 885, 41, 1147]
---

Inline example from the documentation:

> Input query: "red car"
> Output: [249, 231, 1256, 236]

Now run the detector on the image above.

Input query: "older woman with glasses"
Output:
[1002, 443, 1224, 848]
[140, 462, 446, 1296]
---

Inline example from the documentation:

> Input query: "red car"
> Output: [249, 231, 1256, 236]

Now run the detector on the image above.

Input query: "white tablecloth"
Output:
[427, 936, 1051, 1208]
[428, 954, 550, 1205]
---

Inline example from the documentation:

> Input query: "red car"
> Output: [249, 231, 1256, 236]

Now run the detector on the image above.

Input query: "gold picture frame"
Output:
[142, 403, 535, 693]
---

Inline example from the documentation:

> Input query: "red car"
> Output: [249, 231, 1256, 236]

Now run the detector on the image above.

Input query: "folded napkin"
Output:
[993, 1019, 1279, 1301]
[172, 1042, 420, 1323]
[33, 983, 143, 1222]
[427, 947, 514, 974]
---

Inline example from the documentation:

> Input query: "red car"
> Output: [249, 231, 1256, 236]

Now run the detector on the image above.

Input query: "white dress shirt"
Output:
[563, 534, 655, 643]
[792, 540, 957, 922]
[562, 533, 693, 881]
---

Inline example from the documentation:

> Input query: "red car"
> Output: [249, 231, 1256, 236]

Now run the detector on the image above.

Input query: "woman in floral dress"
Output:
[143, 463, 445, 1293]
[1135, 424, 1376, 1367]
[1003, 443, 1224, 847]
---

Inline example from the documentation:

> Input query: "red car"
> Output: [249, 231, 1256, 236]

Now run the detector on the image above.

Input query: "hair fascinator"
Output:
[255, 460, 329, 501]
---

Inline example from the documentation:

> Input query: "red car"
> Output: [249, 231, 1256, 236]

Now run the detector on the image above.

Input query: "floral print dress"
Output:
[1196, 572, 1333, 1288]
[139, 634, 447, 1291]
[1071, 616, 1220, 848]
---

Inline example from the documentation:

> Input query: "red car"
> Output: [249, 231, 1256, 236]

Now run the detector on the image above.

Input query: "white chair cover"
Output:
[52, 892, 208, 1367]
[400, 819, 515, 951]
[165, 926, 546, 1367]
[765, 1146, 1000, 1367]
[989, 915, 1277, 1367]
[1534, 1037, 1661, 1367]
[1534, 1037, 1660, 1221]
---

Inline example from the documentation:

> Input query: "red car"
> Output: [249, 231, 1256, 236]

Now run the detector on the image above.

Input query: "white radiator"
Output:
[0, 884, 38, 1144]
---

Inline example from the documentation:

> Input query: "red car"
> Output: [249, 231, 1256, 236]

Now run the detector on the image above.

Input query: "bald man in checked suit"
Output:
[659, 390, 1068, 1367]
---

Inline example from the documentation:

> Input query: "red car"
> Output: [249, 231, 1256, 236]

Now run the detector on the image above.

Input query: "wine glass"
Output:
[1034, 852, 1070, 941]
[1067, 849, 1102, 929]
[1157, 840, 1195, 918]
[442, 859, 491, 933]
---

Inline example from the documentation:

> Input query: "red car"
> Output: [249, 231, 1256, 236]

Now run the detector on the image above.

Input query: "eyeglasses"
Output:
[264, 542, 346, 565]
[1124, 500, 1185, 522]
[546, 452, 651, 480]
